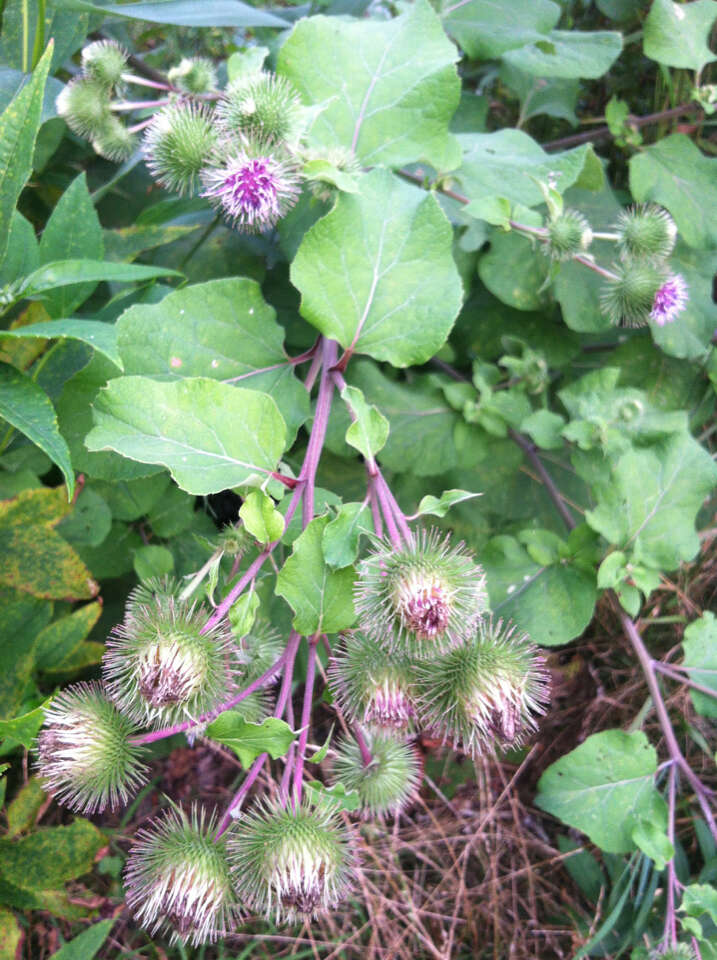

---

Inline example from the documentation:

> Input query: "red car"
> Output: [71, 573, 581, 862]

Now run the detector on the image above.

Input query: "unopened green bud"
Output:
[332, 733, 421, 817]
[168, 57, 217, 94]
[56, 78, 111, 137]
[36, 681, 148, 814]
[143, 104, 217, 195]
[229, 798, 356, 922]
[125, 805, 241, 946]
[217, 72, 301, 143]
[615, 204, 677, 262]
[544, 209, 592, 261]
[92, 115, 137, 161]
[600, 261, 668, 327]
[81, 40, 128, 88]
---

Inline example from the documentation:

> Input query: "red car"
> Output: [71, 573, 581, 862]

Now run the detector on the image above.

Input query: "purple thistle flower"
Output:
[650, 273, 688, 326]
[200, 149, 300, 232]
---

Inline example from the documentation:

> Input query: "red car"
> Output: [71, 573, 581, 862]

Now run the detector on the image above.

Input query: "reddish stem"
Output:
[301, 339, 338, 528]
[214, 631, 300, 838]
[292, 636, 320, 805]
[354, 726, 373, 767]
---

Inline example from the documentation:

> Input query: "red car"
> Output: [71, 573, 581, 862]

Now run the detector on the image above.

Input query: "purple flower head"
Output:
[650, 273, 688, 326]
[200, 147, 300, 232]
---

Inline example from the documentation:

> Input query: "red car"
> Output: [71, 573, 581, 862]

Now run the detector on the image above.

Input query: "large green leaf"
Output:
[0, 319, 123, 369]
[37, 173, 103, 318]
[278, 0, 460, 169]
[276, 515, 356, 635]
[483, 533, 597, 647]
[502, 30, 622, 79]
[0, 45, 51, 264]
[85, 376, 287, 495]
[0, 362, 74, 499]
[478, 229, 549, 311]
[535, 730, 665, 854]
[0, 487, 99, 600]
[440, 0, 560, 60]
[54, 0, 289, 26]
[682, 612, 717, 719]
[291, 169, 463, 368]
[115, 277, 307, 441]
[644, 0, 717, 73]
[20, 260, 182, 299]
[585, 432, 717, 570]
[56, 355, 162, 482]
[457, 131, 603, 209]
[629, 135, 717, 250]
[206, 713, 296, 768]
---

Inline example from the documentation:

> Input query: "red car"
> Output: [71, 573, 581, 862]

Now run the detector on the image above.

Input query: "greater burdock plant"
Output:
[18, 12, 711, 955]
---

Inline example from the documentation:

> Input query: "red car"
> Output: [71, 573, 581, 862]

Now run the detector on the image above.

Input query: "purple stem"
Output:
[301, 339, 338, 528]
[292, 636, 319, 805]
[214, 632, 301, 838]
[130, 646, 291, 746]
[664, 763, 678, 949]
[354, 726, 373, 767]
[121, 73, 172, 91]
[621, 612, 717, 843]
[377, 471, 413, 544]
[214, 753, 266, 839]
[110, 98, 170, 111]
[202, 484, 303, 635]
[368, 475, 384, 538]
[653, 661, 717, 701]
[202, 550, 270, 634]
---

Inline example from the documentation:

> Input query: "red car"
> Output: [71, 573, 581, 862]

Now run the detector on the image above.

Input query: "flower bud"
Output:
[143, 103, 217, 196]
[81, 40, 128, 89]
[217, 72, 301, 143]
[600, 261, 669, 327]
[304, 145, 362, 203]
[125, 805, 241, 946]
[56, 78, 111, 137]
[544, 209, 592, 261]
[615, 204, 677, 262]
[168, 57, 217, 94]
[237, 618, 283, 683]
[415, 619, 550, 756]
[200, 139, 301, 232]
[650, 947, 696, 960]
[354, 529, 487, 658]
[36, 681, 148, 814]
[91, 115, 137, 162]
[332, 733, 421, 817]
[230, 798, 356, 922]
[103, 592, 236, 727]
[328, 632, 416, 731]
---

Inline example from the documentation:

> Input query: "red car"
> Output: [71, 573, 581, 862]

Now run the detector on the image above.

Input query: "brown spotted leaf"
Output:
[0, 488, 98, 600]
